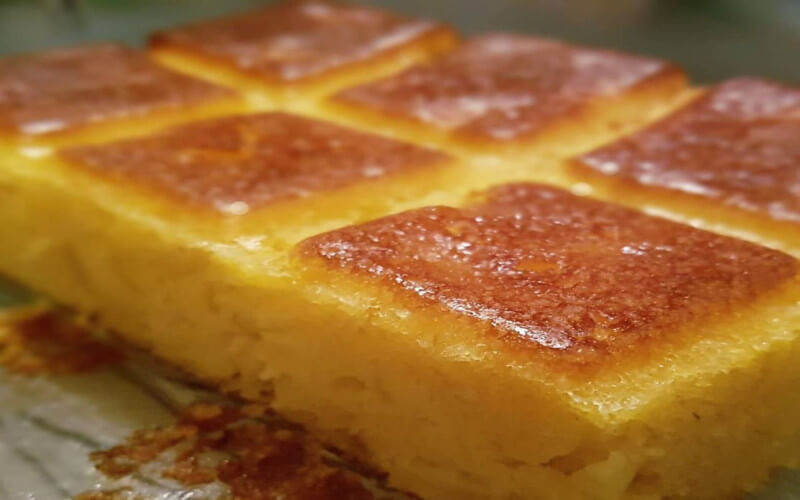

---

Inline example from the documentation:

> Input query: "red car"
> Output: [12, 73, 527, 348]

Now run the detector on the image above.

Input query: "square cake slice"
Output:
[569, 77, 800, 254]
[56, 111, 458, 244]
[149, 0, 458, 102]
[0, 110, 461, 382]
[0, 43, 242, 147]
[325, 33, 687, 159]
[291, 183, 800, 499]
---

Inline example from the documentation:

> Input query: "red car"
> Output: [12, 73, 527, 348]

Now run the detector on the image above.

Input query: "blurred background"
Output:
[0, 0, 798, 84]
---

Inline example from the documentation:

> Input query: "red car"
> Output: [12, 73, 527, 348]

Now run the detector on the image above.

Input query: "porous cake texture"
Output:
[294, 183, 800, 499]
[0, 104, 466, 388]
[0, 2, 798, 499]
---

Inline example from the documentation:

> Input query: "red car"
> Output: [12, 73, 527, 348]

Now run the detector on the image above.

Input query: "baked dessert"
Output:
[0, 2, 798, 500]
[569, 77, 800, 255]
[149, 0, 458, 103]
[0, 43, 242, 147]
[293, 183, 800, 500]
[322, 33, 688, 159]
[57, 111, 460, 244]
[0, 107, 469, 381]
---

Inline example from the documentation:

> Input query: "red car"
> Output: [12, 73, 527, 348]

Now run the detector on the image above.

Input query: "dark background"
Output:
[0, 0, 798, 84]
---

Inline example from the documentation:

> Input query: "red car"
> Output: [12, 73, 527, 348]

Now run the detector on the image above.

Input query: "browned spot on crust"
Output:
[298, 183, 797, 366]
[150, 0, 452, 83]
[575, 78, 800, 225]
[88, 402, 375, 500]
[60, 112, 450, 213]
[0, 43, 232, 136]
[334, 34, 681, 142]
[0, 305, 123, 375]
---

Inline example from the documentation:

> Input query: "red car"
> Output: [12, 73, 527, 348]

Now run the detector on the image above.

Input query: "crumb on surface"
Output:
[87, 402, 376, 499]
[0, 304, 123, 375]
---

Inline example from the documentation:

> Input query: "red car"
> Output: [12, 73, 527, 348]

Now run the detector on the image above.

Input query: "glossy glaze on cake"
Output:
[334, 34, 682, 142]
[575, 78, 800, 225]
[1, 5, 800, 500]
[59, 112, 450, 213]
[299, 183, 797, 365]
[0, 43, 233, 137]
[150, 0, 455, 84]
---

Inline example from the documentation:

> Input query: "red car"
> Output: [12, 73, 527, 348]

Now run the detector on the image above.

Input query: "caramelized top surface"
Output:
[577, 78, 800, 224]
[0, 43, 232, 136]
[299, 183, 797, 366]
[334, 34, 679, 141]
[150, 0, 450, 83]
[60, 112, 449, 213]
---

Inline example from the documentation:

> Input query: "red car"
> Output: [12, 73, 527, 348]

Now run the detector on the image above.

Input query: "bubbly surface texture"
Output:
[576, 78, 800, 225]
[60, 112, 450, 213]
[299, 183, 797, 364]
[0, 43, 232, 136]
[150, 0, 449, 83]
[334, 34, 679, 141]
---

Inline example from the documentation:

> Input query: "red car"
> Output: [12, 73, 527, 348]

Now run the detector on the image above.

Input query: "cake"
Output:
[568, 77, 800, 255]
[0, 107, 467, 381]
[322, 34, 688, 160]
[294, 183, 800, 499]
[149, 0, 459, 103]
[0, 2, 798, 499]
[0, 43, 242, 147]
[57, 111, 460, 245]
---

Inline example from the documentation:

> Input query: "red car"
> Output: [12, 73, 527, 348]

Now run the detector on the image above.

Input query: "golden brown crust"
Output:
[59, 112, 451, 213]
[298, 183, 798, 366]
[149, 0, 454, 85]
[333, 33, 682, 143]
[0, 43, 233, 137]
[574, 78, 800, 226]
